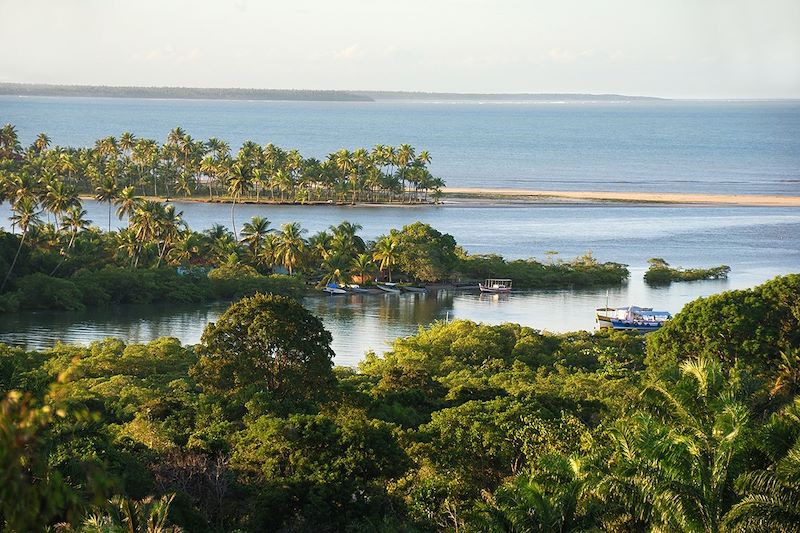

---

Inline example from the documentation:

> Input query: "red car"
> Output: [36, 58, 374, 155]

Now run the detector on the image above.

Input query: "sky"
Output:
[1, 0, 798, 99]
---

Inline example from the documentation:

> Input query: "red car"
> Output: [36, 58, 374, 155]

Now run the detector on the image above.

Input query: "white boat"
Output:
[479, 278, 512, 293]
[596, 306, 672, 332]
[347, 284, 370, 293]
[376, 283, 401, 294]
[322, 282, 347, 295]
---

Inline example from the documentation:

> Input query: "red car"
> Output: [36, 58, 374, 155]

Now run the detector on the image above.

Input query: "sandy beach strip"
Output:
[442, 187, 800, 207]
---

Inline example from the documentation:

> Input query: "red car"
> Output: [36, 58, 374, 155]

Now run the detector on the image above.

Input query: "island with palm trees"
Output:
[0, 124, 445, 211]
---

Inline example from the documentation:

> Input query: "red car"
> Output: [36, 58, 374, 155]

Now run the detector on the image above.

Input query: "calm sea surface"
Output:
[0, 97, 798, 365]
[1, 200, 798, 366]
[1, 96, 799, 195]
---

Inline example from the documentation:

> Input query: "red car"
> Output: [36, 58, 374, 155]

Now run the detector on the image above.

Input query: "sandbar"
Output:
[442, 188, 800, 207]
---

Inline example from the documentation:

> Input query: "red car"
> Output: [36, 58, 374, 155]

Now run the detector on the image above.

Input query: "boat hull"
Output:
[479, 285, 512, 293]
[323, 287, 347, 295]
[376, 284, 401, 294]
[402, 286, 427, 293]
[596, 316, 665, 332]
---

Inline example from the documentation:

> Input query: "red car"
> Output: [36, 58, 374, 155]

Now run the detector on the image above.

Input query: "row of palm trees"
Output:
[1, 161, 403, 285]
[0, 124, 446, 217]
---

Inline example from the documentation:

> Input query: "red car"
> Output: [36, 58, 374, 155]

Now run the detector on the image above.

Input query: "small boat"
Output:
[479, 278, 513, 293]
[347, 284, 370, 293]
[376, 283, 401, 294]
[401, 285, 427, 293]
[322, 282, 347, 295]
[596, 306, 672, 332]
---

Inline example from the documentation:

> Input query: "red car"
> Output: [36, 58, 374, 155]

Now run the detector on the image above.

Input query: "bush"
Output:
[208, 264, 305, 300]
[14, 273, 85, 311]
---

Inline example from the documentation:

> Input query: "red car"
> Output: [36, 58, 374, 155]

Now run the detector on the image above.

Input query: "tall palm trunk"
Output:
[49, 230, 77, 276]
[231, 195, 237, 236]
[0, 230, 27, 292]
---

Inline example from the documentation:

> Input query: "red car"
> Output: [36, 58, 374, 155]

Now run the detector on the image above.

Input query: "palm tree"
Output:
[274, 222, 307, 275]
[372, 235, 398, 282]
[330, 221, 366, 258]
[80, 494, 182, 533]
[484, 454, 589, 532]
[240, 216, 273, 256]
[116, 228, 141, 268]
[50, 205, 91, 275]
[168, 232, 202, 266]
[33, 132, 51, 153]
[42, 180, 78, 226]
[154, 204, 186, 267]
[724, 399, 800, 532]
[95, 175, 118, 232]
[396, 144, 415, 202]
[333, 149, 353, 199]
[0, 123, 21, 158]
[1, 197, 42, 291]
[593, 356, 752, 532]
[60, 205, 91, 250]
[226, 162, 252, 236]
[351, 253, 374, 284]
[115, 185, 141, 226]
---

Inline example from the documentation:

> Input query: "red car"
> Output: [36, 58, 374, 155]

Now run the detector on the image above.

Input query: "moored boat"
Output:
[347, 284, 370, 293]
[322, 282, 347, 295]
[596, 306, 671, 332]
[479, 278, 512, 293]
[401, 285, 427, 293]
[376, 283, 401, 294]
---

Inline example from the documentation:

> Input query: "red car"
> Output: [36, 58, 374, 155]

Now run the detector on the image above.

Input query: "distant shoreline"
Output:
[442, 188, 800, 207]
[0, 82, 665, 103]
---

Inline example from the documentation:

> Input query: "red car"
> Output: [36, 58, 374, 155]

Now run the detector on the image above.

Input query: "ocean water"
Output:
[1, 96, 798, 363]
[1, 96, 799, 195]
[1, 199, 798, 365]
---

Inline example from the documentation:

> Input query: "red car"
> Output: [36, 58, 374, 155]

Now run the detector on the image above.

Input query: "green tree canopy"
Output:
[387, 221, 458, 282]
[191, 293, 335, 403]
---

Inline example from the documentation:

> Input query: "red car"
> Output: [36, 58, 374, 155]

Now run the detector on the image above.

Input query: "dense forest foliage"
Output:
[1, 274, 799, 531]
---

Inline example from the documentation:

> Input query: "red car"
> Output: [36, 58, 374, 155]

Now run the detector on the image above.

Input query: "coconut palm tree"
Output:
[240, 214, 273, 248]
[593, 356, 752, 532]
[0, 123, 21, 158]
[49, 205, 91, 275]
[396, 144, 415, 202]
[79, 494, 182, 533]
[351, 253, 374, 284]
[168, 232, 203, 266]
[724, 399, 800, 532]
[60, 205, 91, 250]
[115, 228, 141, 268]
[484, 453, 590, 532]
[155, 204, 187, 267]
[274, 222, 307, 275]
[372, 235, 398, 282]
[33, 132, 51, 154]
[115, 185, 141, 226]
[95, 175, 118, 232]
[330, 221, 365, 257]
[42, 180, 78, 226]
[226, 162, 252, 236]
[1, 197, 42, 291]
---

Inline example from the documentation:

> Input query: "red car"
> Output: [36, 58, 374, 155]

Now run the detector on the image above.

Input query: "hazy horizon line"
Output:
[2, 81, 799, 102]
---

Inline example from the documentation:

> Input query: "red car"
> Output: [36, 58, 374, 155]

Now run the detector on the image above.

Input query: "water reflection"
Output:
[0, 269, 771, 368]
